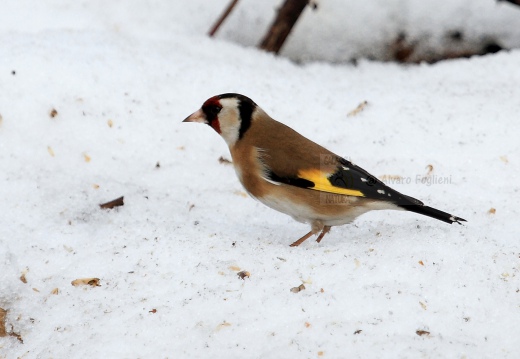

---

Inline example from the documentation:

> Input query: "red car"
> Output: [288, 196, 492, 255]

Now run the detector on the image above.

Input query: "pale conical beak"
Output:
[183, 108, 207, 123]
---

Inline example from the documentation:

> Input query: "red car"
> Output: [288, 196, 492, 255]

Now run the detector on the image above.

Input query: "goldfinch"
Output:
[183, 93, 466, 246]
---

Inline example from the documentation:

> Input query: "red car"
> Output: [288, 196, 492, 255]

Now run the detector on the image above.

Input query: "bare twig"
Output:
[99, 196, 124, 209]
[208, 0, 240, 37]
[0, 308, 6, 337]
[71, 278, 101, 287]
[347, 101, 368, 117]
[0, 308, 23, 343]
[259, 0, 309, 54]
[218, 156, 232, 164]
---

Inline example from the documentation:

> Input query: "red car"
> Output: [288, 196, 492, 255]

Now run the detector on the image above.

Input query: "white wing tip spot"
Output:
[377, 189, 385, 195]
[262, 176, 281, 186]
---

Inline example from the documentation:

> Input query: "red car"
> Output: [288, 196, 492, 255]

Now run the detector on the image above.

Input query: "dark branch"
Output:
[498, 0, 520, 7]
[208, 0, 240, 37]
[99, 196, 125, 209]
[259, 0, 309, 54]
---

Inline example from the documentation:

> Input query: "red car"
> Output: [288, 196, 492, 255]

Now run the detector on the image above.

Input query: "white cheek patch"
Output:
[217, 98, 241, 147]
[219, 119, 240, 147]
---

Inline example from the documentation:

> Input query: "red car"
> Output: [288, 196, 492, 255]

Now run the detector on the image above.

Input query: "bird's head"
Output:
[183, 93, 257, 147]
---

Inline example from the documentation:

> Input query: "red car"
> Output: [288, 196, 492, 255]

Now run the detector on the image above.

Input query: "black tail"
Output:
[400, 204, 466, 224]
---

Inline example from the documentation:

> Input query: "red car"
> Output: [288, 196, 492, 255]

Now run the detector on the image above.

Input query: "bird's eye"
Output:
[205, 105, 222, 119]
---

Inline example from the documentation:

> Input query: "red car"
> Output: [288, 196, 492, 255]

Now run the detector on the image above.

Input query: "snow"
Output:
[220, 0, 520, 62]
[1, 1, 519, 358]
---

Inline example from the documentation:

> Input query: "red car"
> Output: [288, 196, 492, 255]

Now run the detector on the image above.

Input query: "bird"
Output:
[183, 93, 466, 247]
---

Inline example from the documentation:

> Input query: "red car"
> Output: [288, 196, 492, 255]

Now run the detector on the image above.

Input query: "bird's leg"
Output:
[289, 231, 314, 247]
[315, 226, 331, 243]
[289, 221, 324, 247]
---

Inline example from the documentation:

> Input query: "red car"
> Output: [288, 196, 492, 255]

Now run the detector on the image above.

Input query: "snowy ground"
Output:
[1, 1, 519, 358]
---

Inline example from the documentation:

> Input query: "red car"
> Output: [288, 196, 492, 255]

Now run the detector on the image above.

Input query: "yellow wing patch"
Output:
[298, 169, 365, 197]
